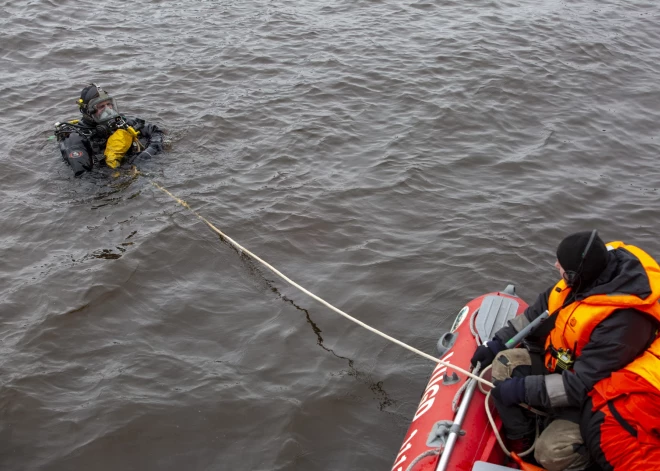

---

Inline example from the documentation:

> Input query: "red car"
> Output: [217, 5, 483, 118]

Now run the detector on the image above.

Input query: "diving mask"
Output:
[97, 106, 119, 123]
[88, 96, 120, 123]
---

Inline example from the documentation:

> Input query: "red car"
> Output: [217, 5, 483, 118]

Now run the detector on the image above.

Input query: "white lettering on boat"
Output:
[424, 367, 447, 393]
[391, 428, 418, 471]
[412, 352, 454, 423]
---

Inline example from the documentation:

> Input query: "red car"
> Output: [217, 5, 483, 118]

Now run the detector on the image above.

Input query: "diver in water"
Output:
[54, 83, 164, 176]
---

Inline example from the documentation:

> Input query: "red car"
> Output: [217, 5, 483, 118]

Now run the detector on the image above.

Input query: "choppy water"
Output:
[1, 0, 660, 469]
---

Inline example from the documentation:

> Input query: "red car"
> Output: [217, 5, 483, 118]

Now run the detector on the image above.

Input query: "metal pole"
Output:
[435, 375, 479, 471]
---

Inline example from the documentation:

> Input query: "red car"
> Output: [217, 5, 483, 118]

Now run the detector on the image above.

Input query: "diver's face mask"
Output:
[88, 97, 120, 124]
[86, 97, 123, 138]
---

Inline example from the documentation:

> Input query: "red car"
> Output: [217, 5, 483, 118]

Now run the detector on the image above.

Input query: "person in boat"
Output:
[54, 83, 164, 176]
[470, 230, 660, 471]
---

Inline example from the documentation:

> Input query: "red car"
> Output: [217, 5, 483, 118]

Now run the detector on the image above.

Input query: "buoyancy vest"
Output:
[544, 241, 660, 373]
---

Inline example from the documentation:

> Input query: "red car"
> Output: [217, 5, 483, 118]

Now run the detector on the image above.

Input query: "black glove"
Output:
[491, 377, 526, 406]
[470, 338, 505, 368]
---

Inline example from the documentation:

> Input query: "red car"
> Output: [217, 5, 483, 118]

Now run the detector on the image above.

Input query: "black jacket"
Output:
[56, 115, 163, 176]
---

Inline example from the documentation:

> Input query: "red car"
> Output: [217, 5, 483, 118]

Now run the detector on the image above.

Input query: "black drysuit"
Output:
[56, 116, 163, 176]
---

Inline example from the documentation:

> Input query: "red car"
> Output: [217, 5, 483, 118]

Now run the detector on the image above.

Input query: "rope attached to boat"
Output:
[145, 174, 547, 464]
[144, 175, 495, 387]
[474, 360, 548, 458]
[452, 364, 480, 412]
[483, 386, 540, 459]
[404, 448, 442, 471]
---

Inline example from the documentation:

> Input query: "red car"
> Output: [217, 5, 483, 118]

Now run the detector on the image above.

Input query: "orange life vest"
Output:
[544, 241, 660, 373]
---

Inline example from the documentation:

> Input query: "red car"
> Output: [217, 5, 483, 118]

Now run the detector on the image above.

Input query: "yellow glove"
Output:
[104, 129, 134, 169]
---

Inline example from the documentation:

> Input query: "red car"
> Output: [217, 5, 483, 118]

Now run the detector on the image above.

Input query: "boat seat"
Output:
[474, 293, 520, 344]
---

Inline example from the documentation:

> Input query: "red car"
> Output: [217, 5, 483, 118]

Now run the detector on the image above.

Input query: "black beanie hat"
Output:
[556, 230, 609, 286]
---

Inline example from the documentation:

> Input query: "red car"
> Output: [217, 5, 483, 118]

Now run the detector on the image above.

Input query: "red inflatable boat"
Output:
[391, 285, 530, 471]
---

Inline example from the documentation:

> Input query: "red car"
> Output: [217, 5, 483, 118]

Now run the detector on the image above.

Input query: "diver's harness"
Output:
[55, 115, 128, 139]
[54, 116, 143, 153]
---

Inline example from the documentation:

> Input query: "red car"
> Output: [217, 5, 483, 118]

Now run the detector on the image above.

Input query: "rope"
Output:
[452, 363, 480, 412]
[143, 175, 494, 388]
[483, 389, 539, 458]
[143, 173, 554, 465]
[469, 305, 480, 339]
[404, 448, 442, 471]
[477, 364, 548, 458]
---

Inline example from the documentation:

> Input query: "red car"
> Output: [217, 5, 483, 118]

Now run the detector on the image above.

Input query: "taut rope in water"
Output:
[145, 175, 494, 388]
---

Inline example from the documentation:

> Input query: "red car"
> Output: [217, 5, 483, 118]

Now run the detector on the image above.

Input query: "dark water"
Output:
[1, 0, 660, 469]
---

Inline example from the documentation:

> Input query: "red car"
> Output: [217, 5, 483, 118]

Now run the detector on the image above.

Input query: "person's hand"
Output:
[491, 377, 526, 406]
[470, 338, 505, 368]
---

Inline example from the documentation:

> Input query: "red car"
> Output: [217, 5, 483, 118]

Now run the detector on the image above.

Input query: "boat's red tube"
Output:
[391, 291, 527, 471]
